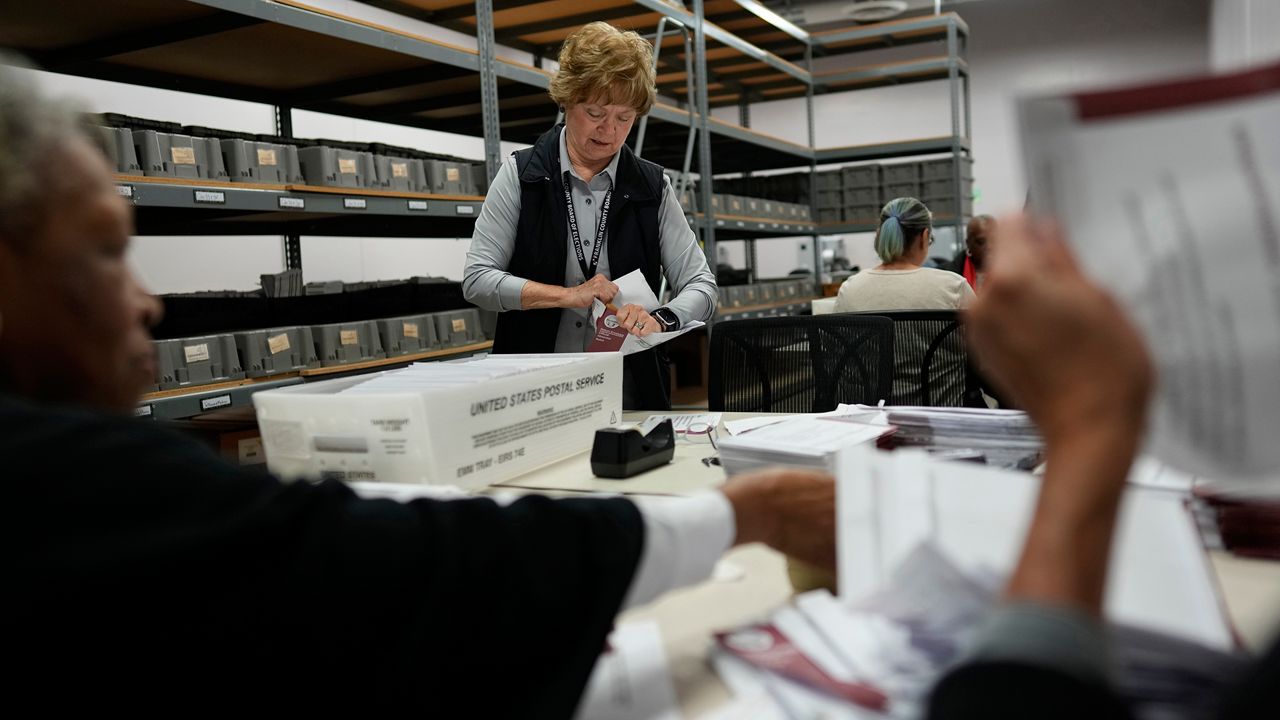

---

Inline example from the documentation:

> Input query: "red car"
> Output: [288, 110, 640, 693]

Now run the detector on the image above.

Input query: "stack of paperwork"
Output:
[715, 416, 889, 476]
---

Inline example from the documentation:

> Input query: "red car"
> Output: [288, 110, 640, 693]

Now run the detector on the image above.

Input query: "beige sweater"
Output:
[834, 267, 974, 312]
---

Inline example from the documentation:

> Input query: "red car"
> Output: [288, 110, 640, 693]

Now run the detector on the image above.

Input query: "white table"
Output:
[495, 412, 1280, 717]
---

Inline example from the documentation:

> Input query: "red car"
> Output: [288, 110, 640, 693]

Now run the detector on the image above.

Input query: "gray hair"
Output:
[0, 57, 102, 247]
[875, 196, 932, 263]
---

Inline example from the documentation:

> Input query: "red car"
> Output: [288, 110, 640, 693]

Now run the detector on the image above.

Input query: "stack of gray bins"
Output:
[297, 146, 376, 188]
[312, 321, 385, 367]
[842, 164, 884, 225]
[154, 334, 245, 390]
[812, 170, 844, 224]
[376, 314, 439, 356]
[918, 157, 974, 218]
[234, 326, 320, 378]
[433, 308, 484, 347]
[223, 139, 303, 184]
[880, 161, 922, 211]
[133, 130, 228, 181]
[372, 155, 428, 192]
[96, 126, 143, 174]
[261, 269, 303, 297]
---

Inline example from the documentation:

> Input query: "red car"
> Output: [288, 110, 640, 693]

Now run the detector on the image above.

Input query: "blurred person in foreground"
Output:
[926, 215, 1280, 719]
[0, 62, 833, 716]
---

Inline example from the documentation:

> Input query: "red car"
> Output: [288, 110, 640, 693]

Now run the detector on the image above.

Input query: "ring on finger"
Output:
[636, 320, 645, 331]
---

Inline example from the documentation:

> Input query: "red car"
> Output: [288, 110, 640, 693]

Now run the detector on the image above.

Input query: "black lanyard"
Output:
[564, 172, 612, 280]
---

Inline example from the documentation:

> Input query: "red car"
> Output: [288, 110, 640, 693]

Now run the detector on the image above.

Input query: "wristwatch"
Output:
[651, 307, 680, 332]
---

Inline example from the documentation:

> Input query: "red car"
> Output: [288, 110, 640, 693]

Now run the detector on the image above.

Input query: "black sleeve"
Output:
[6, 398, 644, 717]
[927, 661, 1134, 720]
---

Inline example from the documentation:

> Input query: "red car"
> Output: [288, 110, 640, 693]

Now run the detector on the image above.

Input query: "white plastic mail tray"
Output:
[252, 353, 623, 488]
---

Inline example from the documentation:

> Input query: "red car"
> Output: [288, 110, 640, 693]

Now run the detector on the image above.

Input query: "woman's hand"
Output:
[614, 304, 657, 336]
[562, 274, 619, 309]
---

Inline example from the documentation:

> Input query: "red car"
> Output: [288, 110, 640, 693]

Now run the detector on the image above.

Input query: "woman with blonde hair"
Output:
[464, 22, 717, 409]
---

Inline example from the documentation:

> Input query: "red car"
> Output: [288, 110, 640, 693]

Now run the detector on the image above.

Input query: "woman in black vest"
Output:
[463, 21, 718, 410]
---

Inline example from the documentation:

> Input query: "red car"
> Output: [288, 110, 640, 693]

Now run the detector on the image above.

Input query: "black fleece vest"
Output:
[492, 124, 671, 410]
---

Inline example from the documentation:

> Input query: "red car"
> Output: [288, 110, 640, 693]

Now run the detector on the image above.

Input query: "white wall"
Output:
[714, 0, 1210, 278]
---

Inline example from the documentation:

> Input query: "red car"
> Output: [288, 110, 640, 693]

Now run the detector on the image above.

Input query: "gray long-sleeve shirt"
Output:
[463, 128, 717, 353]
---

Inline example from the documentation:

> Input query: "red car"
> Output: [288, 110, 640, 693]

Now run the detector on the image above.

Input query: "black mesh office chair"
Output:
[852, 310, 986, 407]
[708, 314, 894, 412]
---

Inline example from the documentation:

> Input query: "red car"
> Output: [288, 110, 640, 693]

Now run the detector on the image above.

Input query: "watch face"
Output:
[653, 308, 678, 331]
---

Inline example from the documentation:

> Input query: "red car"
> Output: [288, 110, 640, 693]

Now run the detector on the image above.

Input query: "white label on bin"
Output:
[116, 185, 133, 198]
[256, 148, 278, 166]
[403, 322, 419, 338]
[238, 437, 265, 464]
[201, 394, 232, 411]
[194, 190, 225, 204]
[455, 205, 474, 215]
[267, 333, 291, 354]
[451, 318, 466, 333]
[338, 158, 358, 174]
[183, 343, 210, 363]
[391, 162, 409, 178]
[135, 404, 153, 418]
[278, 196, 305, 210]
[339, 330, 359, 346]
[343, 198, 367, 210]
[446, 167, 460, 182]
[170, 146, 196, 165]
[407, 200, 428, 211]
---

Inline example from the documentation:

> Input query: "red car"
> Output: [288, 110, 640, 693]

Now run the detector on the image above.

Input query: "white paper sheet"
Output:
[1019, 64, 1280, 477]
[574, 621, 681, 720]
[835, 446, 1234, 649]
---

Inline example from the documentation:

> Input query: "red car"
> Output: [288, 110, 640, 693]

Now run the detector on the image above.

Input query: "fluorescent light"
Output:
[733, 0, 810, 43]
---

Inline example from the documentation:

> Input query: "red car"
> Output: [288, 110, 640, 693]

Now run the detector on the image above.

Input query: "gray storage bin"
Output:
[815, 169, 842, 190]
[755, 283, 776, 304]
[817, 208, 843, 224]
[816, 189, 842, 208]
[725, 195, 747, 215]
[297, 146, 371, 187]
[260, 269, 303, 298]
[478, 308, 497, 340]
[433, 308, 484, 347]
[796, 205, 812, 221]
[921, 177, 973, 198]
[743, 196, 763, 217]
[739, 284, 760, 306]
[222, 140, 297, 184]
[194, 137, 228, 181]
[98, 126, 142, 174]
[881, 162, 921, 184]
[312, 321, 386, 367]
[425, 159, 469, 195]
[840, 164, 882, 189]
[921, 195, 974, 217]
[234, 326, 320, 378]
[843, 187, 879, 206]
[773, 280, 799, 301]
[725, 286, 746, 308]
[133, 130, 206, 179]
[845, 204, 882, 224]
[920, 156, 973, 181]
[882, 182, 920, 201]
[304, 280, 344, 295]
[376, 314, 440, 356]
[154, 334, 245, 390]
[373, 155, 426, 192]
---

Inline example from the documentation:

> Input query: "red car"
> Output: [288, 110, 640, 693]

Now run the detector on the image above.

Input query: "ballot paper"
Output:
[715, 417, 889, 476]
[715, 545, 1249, 720]
[835, 446, 1234, 650]
[588, 299, 705, 356]
[574, 621, 680, 720]
[1019, 60, 1280, 478]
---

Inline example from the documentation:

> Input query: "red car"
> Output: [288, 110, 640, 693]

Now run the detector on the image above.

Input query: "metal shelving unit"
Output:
[2, 0, 974, 410]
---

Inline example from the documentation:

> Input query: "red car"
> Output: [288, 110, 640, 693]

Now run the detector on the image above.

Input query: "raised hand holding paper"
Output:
[1018, 61, 1280, 478]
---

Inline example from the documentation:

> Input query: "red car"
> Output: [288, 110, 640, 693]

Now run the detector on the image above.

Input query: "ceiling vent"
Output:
[843, 1, 910, 23]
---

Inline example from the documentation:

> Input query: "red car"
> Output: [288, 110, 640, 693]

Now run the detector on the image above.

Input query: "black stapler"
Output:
[590, 419, 676, 478]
